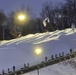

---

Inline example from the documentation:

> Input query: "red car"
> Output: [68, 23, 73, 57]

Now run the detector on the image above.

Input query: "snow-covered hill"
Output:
[0, 28, 76, 75]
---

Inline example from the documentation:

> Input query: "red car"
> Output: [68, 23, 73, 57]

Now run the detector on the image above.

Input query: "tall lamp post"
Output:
[35, 48, 42, 75]
[55, 13, 62, 30]
[2, 26, 5, 40]
[2, 22, 6, 40]
[17, 14, 26, 35]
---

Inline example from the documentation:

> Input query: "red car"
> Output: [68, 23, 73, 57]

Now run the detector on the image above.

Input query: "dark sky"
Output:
[0, 0, 65, 17]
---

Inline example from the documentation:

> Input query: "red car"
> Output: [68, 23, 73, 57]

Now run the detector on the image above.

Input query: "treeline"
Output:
[0, 0, 76, 40]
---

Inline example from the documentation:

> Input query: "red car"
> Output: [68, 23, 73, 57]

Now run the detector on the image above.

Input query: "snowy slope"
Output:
[0, 28, 76, 75]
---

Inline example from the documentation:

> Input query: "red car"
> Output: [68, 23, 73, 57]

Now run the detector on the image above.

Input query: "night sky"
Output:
[0, 0, 65, 17]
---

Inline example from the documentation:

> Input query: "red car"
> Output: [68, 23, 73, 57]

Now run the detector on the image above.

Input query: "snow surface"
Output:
[0, 28, 76, 75]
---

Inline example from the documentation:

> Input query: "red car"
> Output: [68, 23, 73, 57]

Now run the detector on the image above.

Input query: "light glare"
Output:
[18, 15, 26, 21]
[35, 48, 42, 55]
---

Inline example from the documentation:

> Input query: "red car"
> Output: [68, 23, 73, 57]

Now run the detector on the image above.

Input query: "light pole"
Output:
[35, 48, 42, 75]
[17, 14, 26, 35]
[2, 22, 6, 40]
[55, 13, 62, 30]
[2, 26, 5, 40]
[71, 23, 75, 33]
[15, 11, 29, 36]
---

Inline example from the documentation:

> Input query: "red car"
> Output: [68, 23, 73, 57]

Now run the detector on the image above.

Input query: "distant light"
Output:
[35, 48, 42, 55]
[18, 14, 26, 21]
[58, 14, 62, 18]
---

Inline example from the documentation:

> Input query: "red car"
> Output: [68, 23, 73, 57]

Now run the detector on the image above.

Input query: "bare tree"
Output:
[61, 0, 76, 28]
[40, 1, 55, 31]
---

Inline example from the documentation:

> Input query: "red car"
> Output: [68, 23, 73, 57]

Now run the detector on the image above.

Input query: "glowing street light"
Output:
[18, 14, 26, 21]
[16, 13, 28, 36]
[35, 48, 42, 75]
[35, 48, 42, 55]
